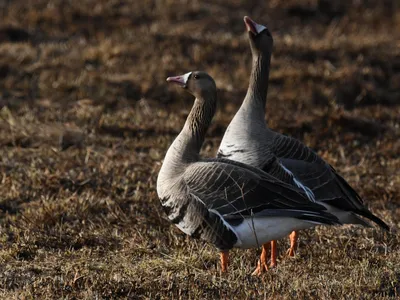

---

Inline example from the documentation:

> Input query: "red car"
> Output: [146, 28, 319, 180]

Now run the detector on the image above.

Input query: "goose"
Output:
[157, 70, 340, 273]
[218, 16, 389, 274]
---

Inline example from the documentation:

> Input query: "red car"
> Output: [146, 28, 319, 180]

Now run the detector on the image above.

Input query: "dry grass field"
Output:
[0, 0, 399, 298]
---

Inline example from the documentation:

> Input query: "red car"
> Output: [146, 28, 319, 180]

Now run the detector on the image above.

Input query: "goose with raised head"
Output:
[157, 71, 340, 273]
[218, 16, 389, 274]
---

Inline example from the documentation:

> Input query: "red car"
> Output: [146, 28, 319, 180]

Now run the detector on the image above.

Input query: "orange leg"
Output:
[220, 251, 229, 273]
[252, 243, 270, 275]
[287, 231, 298, 257]
[270, 240, 277, 268]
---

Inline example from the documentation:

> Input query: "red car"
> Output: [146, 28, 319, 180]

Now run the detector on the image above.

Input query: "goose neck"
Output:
[166, 92, 217, 164]
[244, 53, 271, 109]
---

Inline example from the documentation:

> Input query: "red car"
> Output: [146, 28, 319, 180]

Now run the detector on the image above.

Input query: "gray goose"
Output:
[157, 71, 340, 273]
[218, 16, 389, 273]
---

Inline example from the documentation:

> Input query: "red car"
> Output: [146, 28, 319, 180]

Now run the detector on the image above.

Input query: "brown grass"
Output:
[0, 0, 399, 298]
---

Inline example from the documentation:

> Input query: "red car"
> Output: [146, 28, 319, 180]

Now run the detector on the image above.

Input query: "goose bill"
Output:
[166, 72, 192, 88]
[244, 16, 267, 35]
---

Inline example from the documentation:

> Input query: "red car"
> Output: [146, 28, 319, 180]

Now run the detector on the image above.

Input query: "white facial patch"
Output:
[182, 72, 192, 84]
[255, 23, 267, 34]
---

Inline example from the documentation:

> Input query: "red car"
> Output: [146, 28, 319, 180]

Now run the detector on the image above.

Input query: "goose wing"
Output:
[272, 134, 389, 230]
[183, 159, 337, 223]
[272, 134, 363, 207]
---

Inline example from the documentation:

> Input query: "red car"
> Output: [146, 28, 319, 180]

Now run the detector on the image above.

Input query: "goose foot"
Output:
[220, 251, 229, 273]
[252, 241, 277, 275]
[252, 259, 268, 276]
[286, 231, 298, 257]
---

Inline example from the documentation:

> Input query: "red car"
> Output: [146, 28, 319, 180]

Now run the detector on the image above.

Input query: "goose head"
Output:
[244, 16, 273, 57]
[166, 71, 216, 100]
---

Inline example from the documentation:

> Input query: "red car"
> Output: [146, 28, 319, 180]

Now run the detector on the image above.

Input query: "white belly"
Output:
[232, 217, 315, 249]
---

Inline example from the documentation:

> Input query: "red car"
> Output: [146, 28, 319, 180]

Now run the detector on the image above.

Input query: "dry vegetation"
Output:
[0, 0, 399, 298]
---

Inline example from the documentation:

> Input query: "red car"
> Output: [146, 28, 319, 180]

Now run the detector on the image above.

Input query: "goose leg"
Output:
[252, 243, 270, 275]
[270, 240, 277, 268]
[220, 251, 229, 272]
[287, 231, 298, 257]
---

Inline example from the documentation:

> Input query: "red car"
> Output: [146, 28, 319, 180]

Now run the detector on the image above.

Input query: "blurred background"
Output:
[0, 0, 399, 298]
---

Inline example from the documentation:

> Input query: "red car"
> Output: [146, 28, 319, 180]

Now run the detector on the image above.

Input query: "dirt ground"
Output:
[0, 0, 399, 299]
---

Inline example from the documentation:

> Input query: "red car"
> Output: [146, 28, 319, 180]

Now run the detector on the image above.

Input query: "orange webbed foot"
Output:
[252, 259, 268, 276]
[252, 242, 275, 276]
[286, 231, 298, 257]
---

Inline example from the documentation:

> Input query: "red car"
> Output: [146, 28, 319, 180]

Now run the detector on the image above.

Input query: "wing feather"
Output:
[183, 160, 331, 219]
[274, 135, 389, 230]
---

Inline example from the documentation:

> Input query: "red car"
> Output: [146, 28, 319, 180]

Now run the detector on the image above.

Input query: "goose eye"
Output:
[194, 74, 199, 79]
